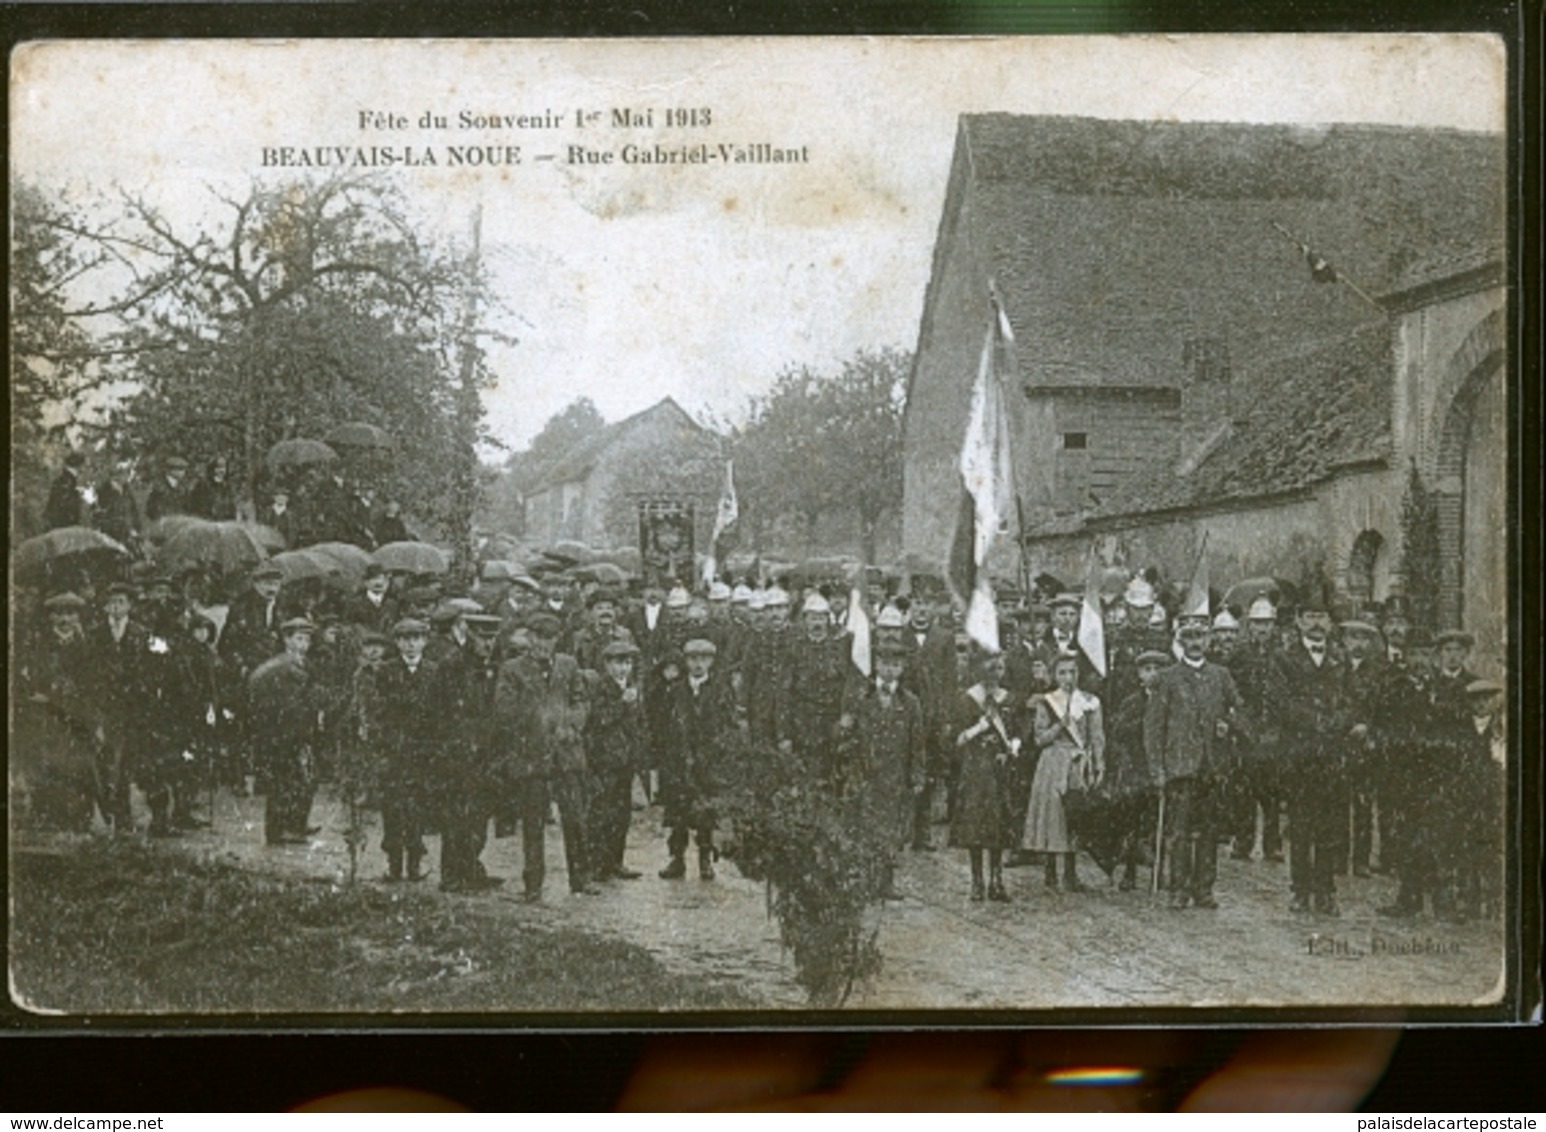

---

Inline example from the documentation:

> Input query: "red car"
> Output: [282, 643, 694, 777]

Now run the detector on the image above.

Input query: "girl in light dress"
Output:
[1024, 654, 1105, 893]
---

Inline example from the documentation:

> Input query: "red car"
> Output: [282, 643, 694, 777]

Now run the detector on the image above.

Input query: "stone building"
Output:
[523, 397, 721, 550]
[901, 114, 1505, 672]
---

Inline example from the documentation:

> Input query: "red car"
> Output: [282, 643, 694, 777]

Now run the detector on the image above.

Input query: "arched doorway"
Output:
[1346, 529, 1386, 610]
[1432, 342, 1505, 673]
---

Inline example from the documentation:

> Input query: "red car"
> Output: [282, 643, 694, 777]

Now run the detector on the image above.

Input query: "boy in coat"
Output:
[586, 638, 646, 881]
[836, 638, 926, 899]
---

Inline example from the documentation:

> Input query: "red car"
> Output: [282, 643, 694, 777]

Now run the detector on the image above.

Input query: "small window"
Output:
[1061, 432, 1088, 450]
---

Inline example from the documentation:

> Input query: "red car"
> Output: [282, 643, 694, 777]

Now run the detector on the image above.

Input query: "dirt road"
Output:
[50, 784, 1507, 1013]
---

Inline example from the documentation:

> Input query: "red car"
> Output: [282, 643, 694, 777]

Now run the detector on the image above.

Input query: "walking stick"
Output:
[1151, 787, 1166, 895]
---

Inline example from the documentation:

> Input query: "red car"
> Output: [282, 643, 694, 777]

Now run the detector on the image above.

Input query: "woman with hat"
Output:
[949, 645, 1021, 902]
[1025, 652, 1106, 894]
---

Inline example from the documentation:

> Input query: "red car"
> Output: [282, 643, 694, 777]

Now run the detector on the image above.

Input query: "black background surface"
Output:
[3, 0, 1540, 1113]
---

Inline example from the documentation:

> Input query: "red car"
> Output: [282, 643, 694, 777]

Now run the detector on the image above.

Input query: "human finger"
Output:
[618, 1033, 837, 1111]
[1181, 1029, 1400, 1111]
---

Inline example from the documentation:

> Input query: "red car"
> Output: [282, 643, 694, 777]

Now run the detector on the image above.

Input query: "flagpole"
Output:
[1268, 220, 1385, 313]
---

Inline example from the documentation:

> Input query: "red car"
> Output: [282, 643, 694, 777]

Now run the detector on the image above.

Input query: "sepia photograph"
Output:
[7, 34, 1521, 1021]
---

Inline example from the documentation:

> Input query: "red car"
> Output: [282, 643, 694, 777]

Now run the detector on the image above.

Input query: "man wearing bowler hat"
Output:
[342, 563, 399, 637]
[1270, 582, 1351, 916]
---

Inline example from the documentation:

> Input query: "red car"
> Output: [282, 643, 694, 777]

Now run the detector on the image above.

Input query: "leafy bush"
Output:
[723, 743, 890, 1007]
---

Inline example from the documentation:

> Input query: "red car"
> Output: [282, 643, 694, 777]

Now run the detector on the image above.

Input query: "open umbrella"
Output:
[325, 421, 393, 450]
[242, 522, 287, 553]
[307, 541, 373, 582]
[265, 437, 338, 474]
[540, 540, 595, 567]
[588, 546, 643, 575]
[143, 514, 206, 547]
[788, 555, 860, 585]
[568, 561, 629, 587]
[372, 540, 449, 575]
[14, 526, 130, 585]
[270, 548, 341, 586]
[159, 520, 270, 577]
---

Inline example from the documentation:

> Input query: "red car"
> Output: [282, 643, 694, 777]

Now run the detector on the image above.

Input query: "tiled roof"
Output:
[1031, 322, 1393, 532]
[958, 114, 1503, 390]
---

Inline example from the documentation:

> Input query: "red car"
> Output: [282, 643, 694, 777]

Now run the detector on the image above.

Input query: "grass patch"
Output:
[10, 840, 756, 1015]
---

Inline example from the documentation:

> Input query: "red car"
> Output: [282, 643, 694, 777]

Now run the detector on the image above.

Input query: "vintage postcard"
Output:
[8, 35, 1526, 1022]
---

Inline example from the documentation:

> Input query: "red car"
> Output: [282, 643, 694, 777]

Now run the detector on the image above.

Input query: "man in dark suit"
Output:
[1340, 618, 1399, 878]
[494, 612, 596, 898]
[220, 563, 287, 679]
[660, 637, 742, 881]
[778, 592, 853, 793]
[43, 452, 88, 531]
[143, 455, 191, 522]
[1226, 596, 1286, 862]
[367, 617, 444, 880]
[586, 638, 646, 881]
[436, 614, 504, 893]
[897, 594, 960, 851]
[836, 638, 926, 898]
[92, 460, 142, 551]
[248, 617, 327, 847]
[1271, 589, 1351, 916]
[341, 564, 399, 636]
[1145, 621, 1244, 910]
[90, 581, 151, 828]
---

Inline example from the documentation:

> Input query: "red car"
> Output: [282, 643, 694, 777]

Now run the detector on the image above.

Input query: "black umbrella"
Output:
[325, 421, 393, 450]
[14, 526, 130, 585]
[265, 437, 338, 474]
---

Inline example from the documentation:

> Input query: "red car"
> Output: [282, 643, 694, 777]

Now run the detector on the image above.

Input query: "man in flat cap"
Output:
[221, 562, 287, 678]
[493, 612, 595, 899]
[835, 637, 924, 898]
[1455, 678, 1505, 920]
[1339, 617, 1400, 879]
[1102, 648, 1168, 890]
[571, 589, 637, 675]
[586, 638, 646, 882]
[248, 617, 329, 846]
[659, 637, 741, 881]
[1146, 620, 1244, 910]
[143, 455, 191, 523]
[1378, 627, 1483, 922]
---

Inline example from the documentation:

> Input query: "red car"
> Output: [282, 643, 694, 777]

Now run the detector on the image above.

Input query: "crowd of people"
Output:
[12, 520, 1506, 924]
[40, 450, 412, 554]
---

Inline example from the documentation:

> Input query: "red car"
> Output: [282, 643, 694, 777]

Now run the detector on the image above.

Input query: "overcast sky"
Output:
[12, 35, 1505, 451]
